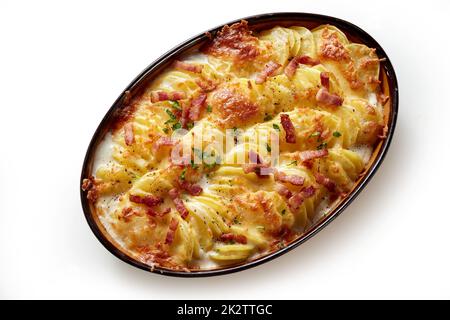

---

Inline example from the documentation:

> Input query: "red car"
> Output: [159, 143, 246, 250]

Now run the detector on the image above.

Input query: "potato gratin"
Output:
[82, 21, 389, 271]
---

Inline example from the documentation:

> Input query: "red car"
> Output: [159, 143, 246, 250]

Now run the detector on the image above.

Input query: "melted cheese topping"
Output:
[86, 21, 387, 271]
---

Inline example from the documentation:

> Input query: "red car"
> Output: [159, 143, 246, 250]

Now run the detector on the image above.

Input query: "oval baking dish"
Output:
[80, 12, 398, 277]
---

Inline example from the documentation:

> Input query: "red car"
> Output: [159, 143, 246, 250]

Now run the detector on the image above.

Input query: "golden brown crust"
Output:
[201, 20, 260, 63]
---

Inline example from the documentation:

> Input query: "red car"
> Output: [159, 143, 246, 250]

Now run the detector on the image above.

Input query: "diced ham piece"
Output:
[129, 194, 163, 207]
[320, 72, 330, 90]
[173, 60, 203, 73]
[316, 88, 343, 107]
[123, 122, 134, 146]
[288, 186, 316, 209]
[280, 114, 296, 144]
[274, 183, 293, 199]
[314, 173, 336, 192]
[165, 218, 179, 245]
[255, 61, 281, 84]
[298, 149, 329, 162]
[168, 188, 189, 219]
[274, 170, 305, 186]
[153, 137, 175, 152]
[284, 55, 320, 78]
[150, 91, 186, 103]
[220, 233, 247, 244]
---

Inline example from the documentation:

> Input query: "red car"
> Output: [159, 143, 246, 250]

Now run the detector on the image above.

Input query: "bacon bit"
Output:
[320, 72, 330, 90]
[165, 218, 179, 245]
[314, 173, 336, 192]
[178, 180, 203, 196]
[81, 177, 93, 191]
[255, 61, 281, 84]
[169, 188, 189, 219]
[274, 170, 304, 186]
[220, 233, 247, 244]
[280, 114, 296, 144]
[173, 60, 203, 73]
[288, 186, 316, 209]
[378, 93, 390, 105]
[320, 29, 349, 61]
[188, 93, 207, 121]
[303, 160, 313, 169]
[153, 137, 175, 152]
[212, 88, 259, 127]
[195, 79, 217, 92]
[298, 149, 329, 162]
[378, 125, 388, 139]
[82, 177, 98, 202]
[274, 183, 293, 199]
[129, 194, 163, 207]
[316, 87, 343, 107]
[150, 91, 186, 103]
[121, 207, 139, 222]
[201, 20, 259, 62]
[146, 207, 171, 217]
[284, 55, 320, 78]
[123, 122, 134, 146]
[242, 150, 272, 177]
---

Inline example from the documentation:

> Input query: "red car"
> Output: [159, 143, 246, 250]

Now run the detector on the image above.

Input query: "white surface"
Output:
[1, 0, 449, 300]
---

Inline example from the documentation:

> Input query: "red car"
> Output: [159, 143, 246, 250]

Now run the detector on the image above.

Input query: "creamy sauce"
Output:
[92, 131, 115, 174]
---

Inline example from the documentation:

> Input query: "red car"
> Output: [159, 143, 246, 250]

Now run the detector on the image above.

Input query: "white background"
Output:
[1, 0, 449, 299]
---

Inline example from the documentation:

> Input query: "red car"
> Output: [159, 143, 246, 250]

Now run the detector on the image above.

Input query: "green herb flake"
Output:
[180, 168, 186, 181]
[162, 127, 169, 134]
[169, 100, 181, 110]
[165, 109, 177, 120]
[190, 160, 199, 169]
[273, 123, 280, 131]
[206, 105, 213, 113]
[266, 143, 271, 152]
[288, 160, 297, 166]
[172, 122, 181, 130]
[264, 114, 273, 121]
[310, 131, 321, 138]
[317, 142, 328, 150]
[333, 131, 342, 138]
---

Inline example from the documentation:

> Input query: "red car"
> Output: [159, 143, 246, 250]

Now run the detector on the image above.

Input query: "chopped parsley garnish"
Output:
[190, 160, 199, 169]
[273, 123, 280, 131]
[180, 168, 186, 180]
[317, 142, 328, 150]
[169, 100, 181, 110]
[172, 122, 181, 130]
[264, 114, 273, 121]
[187, 122, 194, 130]
[310, 131, 321, 138]
[266, 143, 271, 152]
[288, 160, 297, 166]
[162, 127, 169, 134]
[165, 109, 177, 120]
[333, 131, 342, 137]
[206, 105, 213, 113]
